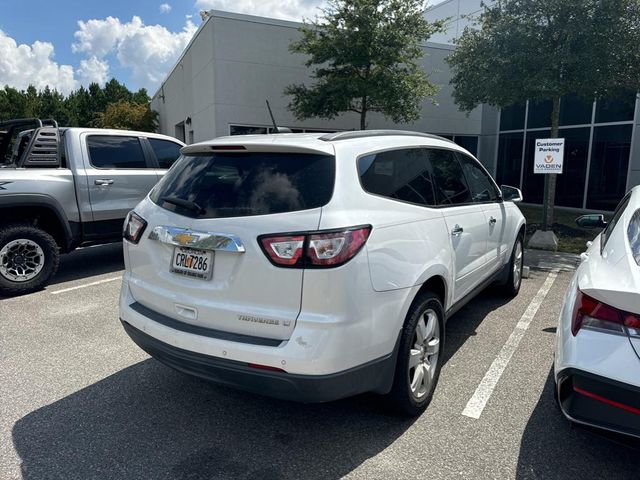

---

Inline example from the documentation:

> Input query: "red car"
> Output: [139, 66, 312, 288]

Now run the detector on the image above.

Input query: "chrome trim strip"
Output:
[148, 226, 246, 253]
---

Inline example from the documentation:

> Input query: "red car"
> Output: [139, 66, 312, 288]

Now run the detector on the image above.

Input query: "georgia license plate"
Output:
[170, 247, 214, 280]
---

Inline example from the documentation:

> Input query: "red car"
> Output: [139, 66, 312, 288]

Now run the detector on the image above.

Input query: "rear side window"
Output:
[457, 153, 499, 203]
[358, 148, 436, 207]
[149, 138, 182, 169]
[150, 152, 335, 218]
[429, 149, 473, 205]
[87, 136, 147, 169]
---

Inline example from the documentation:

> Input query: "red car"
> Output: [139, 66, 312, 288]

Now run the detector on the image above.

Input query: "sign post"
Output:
[534, 138, 565, 231]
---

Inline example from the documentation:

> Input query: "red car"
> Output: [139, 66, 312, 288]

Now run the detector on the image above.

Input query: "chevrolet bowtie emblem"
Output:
[174, 232, 197, 245]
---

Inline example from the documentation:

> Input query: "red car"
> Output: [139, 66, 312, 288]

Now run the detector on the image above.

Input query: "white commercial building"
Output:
[152, 3, 640, 212]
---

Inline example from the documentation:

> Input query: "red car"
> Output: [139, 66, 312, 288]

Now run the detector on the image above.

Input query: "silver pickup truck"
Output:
[0, 118, 185, 296]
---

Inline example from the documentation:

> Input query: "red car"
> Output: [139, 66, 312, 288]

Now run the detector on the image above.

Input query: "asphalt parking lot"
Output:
[1, 244, 639, 479]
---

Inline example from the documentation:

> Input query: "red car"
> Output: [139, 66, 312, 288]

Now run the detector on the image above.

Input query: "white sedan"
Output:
[555, 186, 640, 438]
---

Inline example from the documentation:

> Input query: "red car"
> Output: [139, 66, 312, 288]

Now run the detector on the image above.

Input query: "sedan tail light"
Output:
[259, 226, 371, 269]
[572, 289, 640, 337]
[123, 211, 147, 244]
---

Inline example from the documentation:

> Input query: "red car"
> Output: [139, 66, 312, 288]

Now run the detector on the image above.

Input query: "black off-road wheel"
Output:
[0, 224, 59, 297]
[387, 292, 445, 417]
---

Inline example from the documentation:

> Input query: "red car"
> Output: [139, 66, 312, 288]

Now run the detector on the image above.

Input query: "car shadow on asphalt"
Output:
[442, 286, 513, 365]
[516, 370, 640, 479]
[12, 359, 415, 480]
[48, 242, 124, 286]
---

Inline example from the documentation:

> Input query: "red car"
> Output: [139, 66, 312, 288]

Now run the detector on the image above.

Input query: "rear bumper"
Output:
[121, 320, 400, 403]
[557, 368, 640, 439]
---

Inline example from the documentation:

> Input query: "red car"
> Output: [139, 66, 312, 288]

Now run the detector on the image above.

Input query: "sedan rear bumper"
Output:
[121, 320, 399, 403]
[557, 368, 640, 439]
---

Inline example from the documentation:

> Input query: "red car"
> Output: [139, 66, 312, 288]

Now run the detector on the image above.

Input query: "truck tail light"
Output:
[259, 226, 371, 269]
[572, 289, 640, 337]
[123, 211, 147, 244]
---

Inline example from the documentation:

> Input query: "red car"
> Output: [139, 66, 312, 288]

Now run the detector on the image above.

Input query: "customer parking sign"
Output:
[534, 138, 565, 174]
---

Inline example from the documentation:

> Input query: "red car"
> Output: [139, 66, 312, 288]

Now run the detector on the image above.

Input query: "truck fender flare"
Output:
[0, 194, 75, 249]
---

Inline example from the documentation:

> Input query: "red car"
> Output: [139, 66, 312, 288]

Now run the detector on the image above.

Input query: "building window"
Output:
[595, 92, 636, 124]
[496, 132, 524, 188]
[586, 125, 633, 211]
[560, 94, 593, 126]
[555, 128, 590, 208]
[453, 136, 478, 156]
[230, 125, 268, 135]
[229, 124, 340, 135]
[500, 103, 526, 131]
[527, 99, 554, 129]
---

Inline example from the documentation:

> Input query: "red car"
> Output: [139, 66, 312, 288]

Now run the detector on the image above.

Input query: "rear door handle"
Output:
[95, 179, 114, 186]
[489, 216, 497, 225]
[451, 225, 464, 236]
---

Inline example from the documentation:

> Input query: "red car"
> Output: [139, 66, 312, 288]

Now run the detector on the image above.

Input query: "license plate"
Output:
[170, 247, 214, 280]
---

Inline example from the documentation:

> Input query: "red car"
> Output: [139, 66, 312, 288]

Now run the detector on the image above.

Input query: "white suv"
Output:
[119, 130, 526, 415]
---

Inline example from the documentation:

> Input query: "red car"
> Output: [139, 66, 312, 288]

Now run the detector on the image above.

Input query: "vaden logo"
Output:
[534, 138, 565, 174]
[0, 181, 12, 190]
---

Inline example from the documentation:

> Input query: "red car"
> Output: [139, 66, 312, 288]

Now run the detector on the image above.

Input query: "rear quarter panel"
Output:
[319, 140, 455, 310]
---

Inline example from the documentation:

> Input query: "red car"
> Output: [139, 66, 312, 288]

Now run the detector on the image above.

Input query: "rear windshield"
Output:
[150, 152, 335, 218]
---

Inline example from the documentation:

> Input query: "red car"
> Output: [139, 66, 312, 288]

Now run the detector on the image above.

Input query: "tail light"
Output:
[572, 289, 640, 337]
[123, 211, 147, 244]
[259, 226, 371, 268]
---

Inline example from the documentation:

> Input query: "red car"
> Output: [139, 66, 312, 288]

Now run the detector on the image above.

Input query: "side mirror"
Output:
[501, 185, 523, 203]
[576, 214, 607, 229]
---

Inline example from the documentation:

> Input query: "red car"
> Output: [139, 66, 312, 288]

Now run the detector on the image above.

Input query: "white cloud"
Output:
[160, 3, 172, 14]
[72, 16, 197, 91]
[0, 29, 78, 94]
[77, 56, 109, 85]
[195, 0, 326, 21]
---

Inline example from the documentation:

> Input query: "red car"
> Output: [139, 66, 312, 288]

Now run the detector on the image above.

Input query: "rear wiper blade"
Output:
[161, 196, 204, 215]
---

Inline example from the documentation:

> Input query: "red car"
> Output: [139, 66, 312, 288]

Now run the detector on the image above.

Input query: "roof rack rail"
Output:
[319, 130, 455, 143]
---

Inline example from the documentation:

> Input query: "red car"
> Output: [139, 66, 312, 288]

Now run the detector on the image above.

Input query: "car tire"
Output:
[0, 224, 59, 297]
[387, 292, 445, 417]
[500, 234, 524, 297]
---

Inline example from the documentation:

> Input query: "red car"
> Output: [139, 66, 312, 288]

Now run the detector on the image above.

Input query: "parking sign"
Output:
[534, 138, 565, 174]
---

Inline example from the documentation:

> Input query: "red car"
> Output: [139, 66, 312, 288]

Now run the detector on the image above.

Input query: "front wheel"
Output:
[387, 292, 445, 416]
[0, 224, 59, 296]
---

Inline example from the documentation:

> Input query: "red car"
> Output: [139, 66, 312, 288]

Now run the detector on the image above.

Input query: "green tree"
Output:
[285, 0, 445, 130]
[104, 78, 132, 105]
[93, 100, 158, 132]
[447, 0, 640, 229]
[0, 87, 27, 120]
[39, 86, 72, 125]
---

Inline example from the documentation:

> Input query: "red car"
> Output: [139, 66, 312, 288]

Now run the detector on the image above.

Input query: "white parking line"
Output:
[461, 269, 559, 419]
[50, 276, 122, 295]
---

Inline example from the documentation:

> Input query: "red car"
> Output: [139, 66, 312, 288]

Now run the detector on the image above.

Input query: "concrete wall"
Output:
[151, 10, 482, 144]
[424, 0, 495, 44]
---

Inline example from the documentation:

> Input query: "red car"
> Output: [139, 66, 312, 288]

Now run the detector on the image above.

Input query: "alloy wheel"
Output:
[409, 309, 440, 399]
[0, 239, 45, 282]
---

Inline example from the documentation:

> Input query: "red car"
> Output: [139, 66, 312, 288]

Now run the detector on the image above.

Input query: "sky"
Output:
[0, 0, 327, 96]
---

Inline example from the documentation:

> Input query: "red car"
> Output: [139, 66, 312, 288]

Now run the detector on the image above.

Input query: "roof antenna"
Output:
[266, 100, 292, 134]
